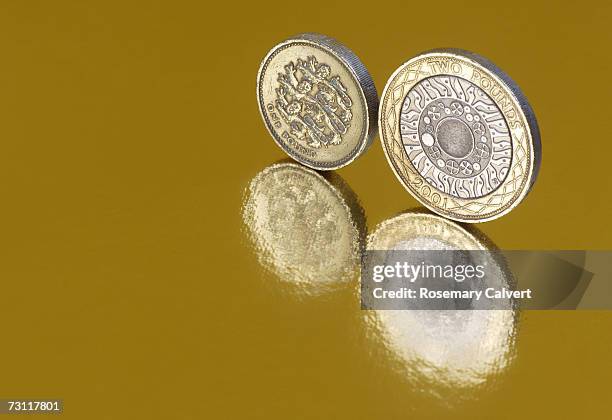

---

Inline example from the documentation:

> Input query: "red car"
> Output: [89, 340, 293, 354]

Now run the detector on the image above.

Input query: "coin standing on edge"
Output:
[379, 49, 541, 222]
[257, 33, 378, 170]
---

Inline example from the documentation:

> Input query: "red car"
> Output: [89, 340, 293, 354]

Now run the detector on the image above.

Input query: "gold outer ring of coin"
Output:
[257, 33, 378, 170]
[379, 49, 542, 223]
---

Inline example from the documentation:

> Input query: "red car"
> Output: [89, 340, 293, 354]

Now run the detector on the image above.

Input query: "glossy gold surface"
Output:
[0, 1, 611, 419]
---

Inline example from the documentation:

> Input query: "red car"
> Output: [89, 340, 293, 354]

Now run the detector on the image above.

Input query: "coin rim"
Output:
[379, 49, 541, 222]
[257, 33, 378, 171]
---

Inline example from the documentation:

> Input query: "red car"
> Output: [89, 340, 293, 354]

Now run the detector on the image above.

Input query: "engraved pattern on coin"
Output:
[275, 56, 353, 148]
[379, 52, 539, 222]
[400, 75, 512, 199]
[258, 34, 378, 170]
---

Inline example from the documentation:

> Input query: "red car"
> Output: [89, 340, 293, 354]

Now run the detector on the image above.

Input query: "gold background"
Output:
[0, 1, 610, 418]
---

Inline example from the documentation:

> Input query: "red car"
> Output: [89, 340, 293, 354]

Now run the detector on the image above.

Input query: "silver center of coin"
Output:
[436, 117, 474, 158]
[274, 56, 353, 149]
[400, 75, 512, 199]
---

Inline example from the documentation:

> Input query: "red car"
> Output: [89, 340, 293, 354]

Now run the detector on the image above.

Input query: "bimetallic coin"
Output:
[379, 50, 541, 222]
[242, 162, 365, 295]
[257, 33, 378, 170]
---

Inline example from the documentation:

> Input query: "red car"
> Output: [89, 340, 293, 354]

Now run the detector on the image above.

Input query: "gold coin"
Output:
[257, 33, 378, 170]
[379, 50, 541, 222]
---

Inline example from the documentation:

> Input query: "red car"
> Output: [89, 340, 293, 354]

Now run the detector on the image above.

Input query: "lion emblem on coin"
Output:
[275, 56, 353, 148]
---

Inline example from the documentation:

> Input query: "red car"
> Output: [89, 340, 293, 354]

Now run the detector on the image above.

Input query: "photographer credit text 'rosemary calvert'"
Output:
[362, 250, 534, 310]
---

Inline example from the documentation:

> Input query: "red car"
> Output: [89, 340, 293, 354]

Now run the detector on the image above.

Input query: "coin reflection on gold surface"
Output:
[242, 162, 364, 294]
[365, 212, 516, 391]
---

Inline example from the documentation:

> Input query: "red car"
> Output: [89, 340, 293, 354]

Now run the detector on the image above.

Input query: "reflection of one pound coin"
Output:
[257, 33, 378, 170]
[242, 162, 364, 290]
[379, 49, 541, 222]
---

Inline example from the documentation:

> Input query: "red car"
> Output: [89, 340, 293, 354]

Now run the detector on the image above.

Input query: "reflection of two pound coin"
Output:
[257, 33, 378, 170]
[364, 212, 516, 388]
[379, 50, 541, 222]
